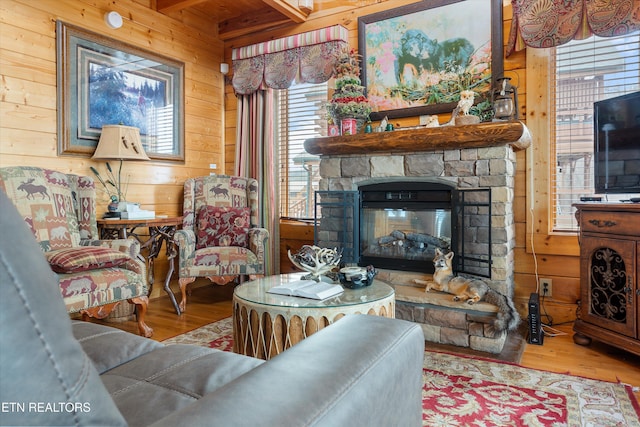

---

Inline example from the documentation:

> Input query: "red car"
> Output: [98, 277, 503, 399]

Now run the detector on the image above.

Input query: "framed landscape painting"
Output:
[358, 0, 503, 120]
[56, 21, 185, 161]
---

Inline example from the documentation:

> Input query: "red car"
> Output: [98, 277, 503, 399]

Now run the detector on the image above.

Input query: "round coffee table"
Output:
[232, 273, 395, 360]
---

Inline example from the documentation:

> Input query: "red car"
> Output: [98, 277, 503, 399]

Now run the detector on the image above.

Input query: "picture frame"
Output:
[56, 21, 185, 161]
[358, 0, 503, 120]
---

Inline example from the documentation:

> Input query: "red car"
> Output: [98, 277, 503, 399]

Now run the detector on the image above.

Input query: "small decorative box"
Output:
[328, 124, 340, 136]
[341, 118, 357, 135]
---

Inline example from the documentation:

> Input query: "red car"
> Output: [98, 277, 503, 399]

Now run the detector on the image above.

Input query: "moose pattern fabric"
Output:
[0, 167, 96, 251]
[182, 175, 259, 231]
[190, 246, 261, 276]
[176, 175, 268, 282]
[60, 267, 144, 314]
[0, 166, 149, 316]
[67, 173, 99, 241]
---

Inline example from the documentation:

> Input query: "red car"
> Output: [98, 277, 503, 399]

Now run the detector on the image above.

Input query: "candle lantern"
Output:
[492, 77, 518, 121]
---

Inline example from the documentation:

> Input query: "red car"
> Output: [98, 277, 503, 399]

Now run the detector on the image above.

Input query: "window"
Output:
[551, 34, 639, 231]
[279, 81, 328, 219]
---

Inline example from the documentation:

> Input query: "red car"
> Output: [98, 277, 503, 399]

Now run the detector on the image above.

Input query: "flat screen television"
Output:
[593, 91, 640, 194]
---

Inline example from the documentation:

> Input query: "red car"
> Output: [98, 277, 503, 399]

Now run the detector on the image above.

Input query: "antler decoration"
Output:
[288, 245, 343, 281]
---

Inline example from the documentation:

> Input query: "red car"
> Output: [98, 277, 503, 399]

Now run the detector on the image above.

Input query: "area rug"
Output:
[163, 318, 640, 426]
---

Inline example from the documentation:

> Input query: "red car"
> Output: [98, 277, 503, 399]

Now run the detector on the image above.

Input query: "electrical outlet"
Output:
[540, 278, 552, 297]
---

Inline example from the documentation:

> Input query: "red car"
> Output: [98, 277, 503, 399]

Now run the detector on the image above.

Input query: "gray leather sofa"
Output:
[0, 190, 425, 427]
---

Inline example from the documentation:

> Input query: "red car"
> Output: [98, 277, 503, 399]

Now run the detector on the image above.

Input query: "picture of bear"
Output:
[361, 0, 494, 112]
[395, 29, 474, 84]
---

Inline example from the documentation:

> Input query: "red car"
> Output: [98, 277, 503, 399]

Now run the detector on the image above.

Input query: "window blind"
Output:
[279, 81, 328, 219]
[551, 33, 639, 231]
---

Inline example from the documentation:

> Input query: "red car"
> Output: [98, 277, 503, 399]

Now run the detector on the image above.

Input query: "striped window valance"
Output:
[232, 25, 349, 95]
[507, 0, 640, 56]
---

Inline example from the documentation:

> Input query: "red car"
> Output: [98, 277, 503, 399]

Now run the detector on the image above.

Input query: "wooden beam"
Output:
[156, 0, 209, 14]
[304, 122, 532, 156]
[261, 0, 309, 22]
[218, 8, 293, 41]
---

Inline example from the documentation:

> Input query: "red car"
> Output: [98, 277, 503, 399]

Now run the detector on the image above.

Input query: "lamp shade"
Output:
[92, 125, 150, 161]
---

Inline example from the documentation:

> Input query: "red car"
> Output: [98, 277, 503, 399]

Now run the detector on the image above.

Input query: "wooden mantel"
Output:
[304, 121, 531, 156]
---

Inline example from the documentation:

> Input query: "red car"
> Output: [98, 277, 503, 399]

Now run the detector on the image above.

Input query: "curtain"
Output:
[507, 0, 640, 56]
[232, 26, 349, 274]
[232, 25, 348, 94]
[235, 90, 280, 275]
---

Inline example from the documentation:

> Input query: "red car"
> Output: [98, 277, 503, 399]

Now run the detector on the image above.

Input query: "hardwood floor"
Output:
[100, 282, 640, 402]
[521, 324, 640, 401]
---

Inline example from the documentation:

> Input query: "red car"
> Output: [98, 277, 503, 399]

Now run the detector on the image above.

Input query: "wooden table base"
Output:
[232, 297, 394, 360]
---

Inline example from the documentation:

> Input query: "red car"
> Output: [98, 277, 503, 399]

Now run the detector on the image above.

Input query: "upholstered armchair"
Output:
[0, 166, 152, 337]
[175, 175, 269, 312]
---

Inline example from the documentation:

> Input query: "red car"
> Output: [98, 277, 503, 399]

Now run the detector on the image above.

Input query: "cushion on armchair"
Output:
[195, 206, 250, 249]
[46, 247, 131, 273]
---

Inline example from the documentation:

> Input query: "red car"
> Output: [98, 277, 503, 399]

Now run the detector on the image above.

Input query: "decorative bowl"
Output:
[338, 265, 377, 289]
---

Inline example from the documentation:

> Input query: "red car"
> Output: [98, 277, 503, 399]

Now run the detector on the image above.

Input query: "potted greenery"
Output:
[326, 46, 372, 134]
[90, 162, 128, 207]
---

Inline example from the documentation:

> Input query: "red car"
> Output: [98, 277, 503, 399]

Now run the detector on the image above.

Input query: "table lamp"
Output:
[92, 125, 149, 218]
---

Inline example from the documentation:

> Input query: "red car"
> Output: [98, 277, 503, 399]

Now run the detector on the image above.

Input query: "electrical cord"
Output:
[539, 293, 568, 337]
[541, 325, 568, 337]
[529, 166, 570, 340]
[540, 293, 554, 326]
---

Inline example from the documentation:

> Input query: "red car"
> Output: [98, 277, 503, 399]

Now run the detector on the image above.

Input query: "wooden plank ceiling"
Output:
[155, 0, 385, 40]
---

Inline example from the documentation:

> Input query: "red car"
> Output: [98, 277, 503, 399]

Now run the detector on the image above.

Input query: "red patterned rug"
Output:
[164, 318, 640, 426]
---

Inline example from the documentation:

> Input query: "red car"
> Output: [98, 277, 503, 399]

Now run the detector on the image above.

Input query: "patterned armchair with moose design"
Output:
[175, 175, 269, 312]
[0, 166, 152, 337]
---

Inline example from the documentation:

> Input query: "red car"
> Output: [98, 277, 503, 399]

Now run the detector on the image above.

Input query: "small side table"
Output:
[97, 216, 183, 315]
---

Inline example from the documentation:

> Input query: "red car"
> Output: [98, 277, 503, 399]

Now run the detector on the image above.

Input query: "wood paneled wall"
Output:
[223, 1, 581, 321]
[1, 0, 225, 296]
[1, 0, 225, 214]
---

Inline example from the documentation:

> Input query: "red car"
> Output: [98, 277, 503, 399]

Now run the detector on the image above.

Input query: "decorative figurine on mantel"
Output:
[424, 115, 440, 127]
[454, 90, 480, 125]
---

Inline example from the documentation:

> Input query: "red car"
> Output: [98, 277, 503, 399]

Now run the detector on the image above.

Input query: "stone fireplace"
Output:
[307, 122, 530, 352]
[317, 144, 516, 295]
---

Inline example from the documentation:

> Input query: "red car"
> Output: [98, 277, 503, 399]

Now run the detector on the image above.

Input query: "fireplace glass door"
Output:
[358, 182, 455, 273]
[314, 184, 491, 276]
[360, 207, 451, 272]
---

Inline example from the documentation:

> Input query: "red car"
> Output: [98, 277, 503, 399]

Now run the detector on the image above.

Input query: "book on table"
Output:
[267, 279, 343, 300]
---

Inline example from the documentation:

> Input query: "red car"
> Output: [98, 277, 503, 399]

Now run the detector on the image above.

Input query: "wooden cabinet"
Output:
[573, 203, 640, 356]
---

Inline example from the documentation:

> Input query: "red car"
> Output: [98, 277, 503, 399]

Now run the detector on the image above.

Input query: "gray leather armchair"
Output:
[0, 190, 425, 427]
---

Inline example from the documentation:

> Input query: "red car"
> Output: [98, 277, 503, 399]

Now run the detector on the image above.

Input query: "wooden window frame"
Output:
[525, 48, 580, 257]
